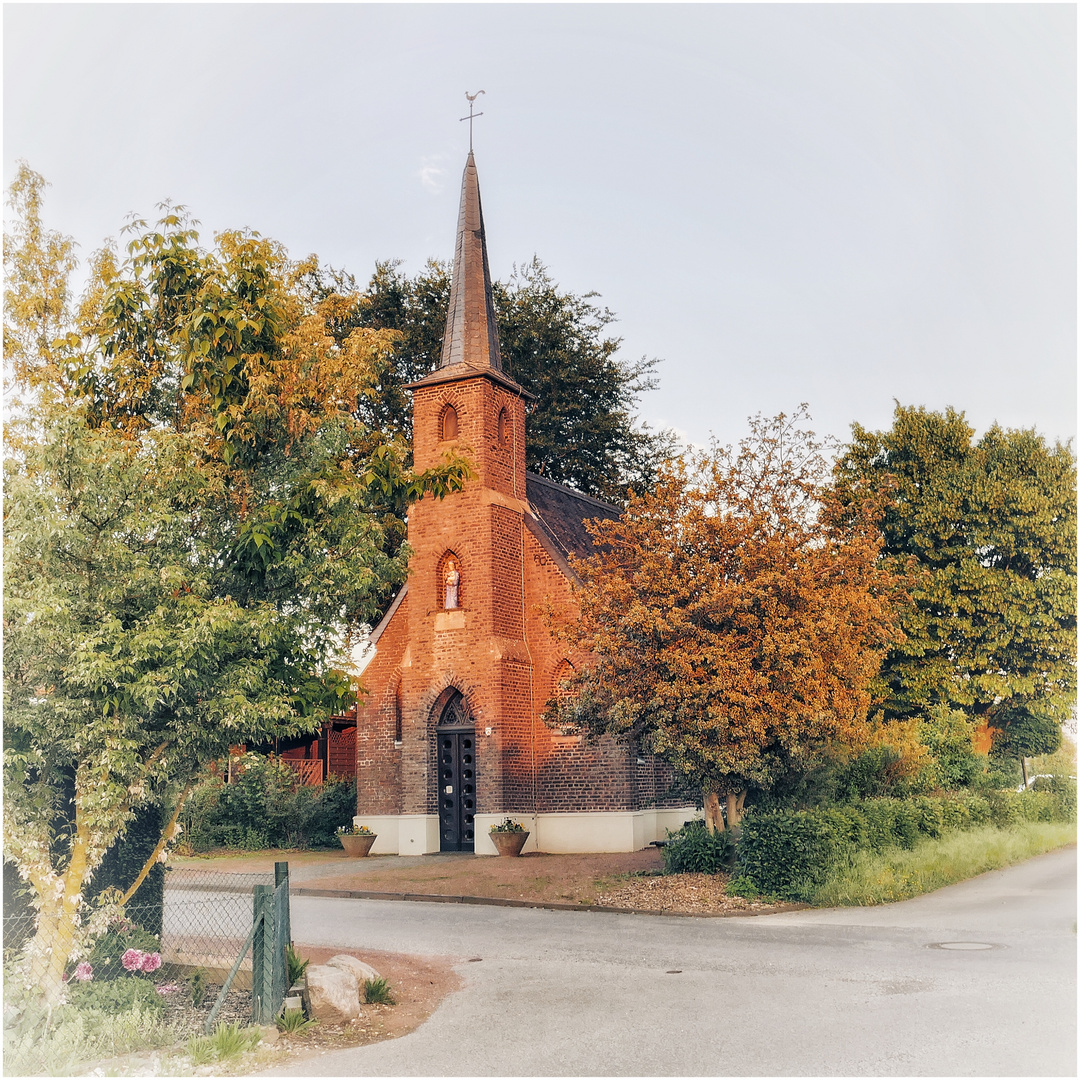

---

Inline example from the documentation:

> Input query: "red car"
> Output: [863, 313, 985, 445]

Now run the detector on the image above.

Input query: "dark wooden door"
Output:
[437, 729, 475, 852]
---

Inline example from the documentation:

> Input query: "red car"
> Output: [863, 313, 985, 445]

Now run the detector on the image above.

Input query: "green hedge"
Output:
[734, 787, 1075, 902]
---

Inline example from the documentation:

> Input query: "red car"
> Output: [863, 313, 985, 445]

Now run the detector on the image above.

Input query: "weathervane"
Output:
[460, 90, 485, 151]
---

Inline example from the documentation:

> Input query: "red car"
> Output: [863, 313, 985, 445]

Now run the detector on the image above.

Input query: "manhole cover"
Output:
[927, 941, 1001, 951]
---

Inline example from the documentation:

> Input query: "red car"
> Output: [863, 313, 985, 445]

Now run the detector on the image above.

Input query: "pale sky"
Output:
[4, 3, 1075, 451]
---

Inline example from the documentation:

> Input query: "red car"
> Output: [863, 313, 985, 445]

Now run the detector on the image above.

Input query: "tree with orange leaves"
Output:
[552, 409, 907, 832]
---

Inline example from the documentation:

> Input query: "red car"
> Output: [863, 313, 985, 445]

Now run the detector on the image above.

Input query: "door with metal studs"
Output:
[436, 691, 475, 852]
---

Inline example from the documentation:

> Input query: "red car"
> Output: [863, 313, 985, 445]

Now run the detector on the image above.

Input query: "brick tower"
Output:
[353, 152, 692, 854]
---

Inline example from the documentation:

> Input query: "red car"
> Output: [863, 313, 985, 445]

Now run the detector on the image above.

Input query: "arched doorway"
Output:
[435, 690, 475, 852]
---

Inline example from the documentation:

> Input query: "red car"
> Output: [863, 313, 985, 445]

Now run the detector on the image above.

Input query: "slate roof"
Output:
[525, 472, 621, 577]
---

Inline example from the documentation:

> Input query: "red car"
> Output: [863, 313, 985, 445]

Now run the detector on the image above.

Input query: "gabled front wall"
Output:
[353, 374, 694, 853]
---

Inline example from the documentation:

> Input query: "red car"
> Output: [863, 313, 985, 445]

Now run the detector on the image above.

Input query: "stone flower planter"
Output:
[339, 833, 377, 857]
[490, 830, 529, 857]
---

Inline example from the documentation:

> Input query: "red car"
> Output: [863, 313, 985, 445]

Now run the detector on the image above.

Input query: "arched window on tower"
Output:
[497, 406, 509, 446]
[393, 683, 403, 744]
[441, 403, 459, 441]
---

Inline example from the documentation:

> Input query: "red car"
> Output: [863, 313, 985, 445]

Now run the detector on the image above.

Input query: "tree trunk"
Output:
[703, 790, 724, 834]
[725, 791, 745, 830]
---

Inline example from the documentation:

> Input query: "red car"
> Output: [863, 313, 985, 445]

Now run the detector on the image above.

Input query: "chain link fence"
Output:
[3, 866, 276, 999]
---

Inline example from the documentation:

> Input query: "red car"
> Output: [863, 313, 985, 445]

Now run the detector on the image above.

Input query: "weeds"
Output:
[4, 1004, 181, 1076]
[277, 1007, 317, 1034]
[285, 944, 309, 988]
[363, 976, 396, 1005]
[812, 821, 1076, 906]
[186, 967, 209, 1007]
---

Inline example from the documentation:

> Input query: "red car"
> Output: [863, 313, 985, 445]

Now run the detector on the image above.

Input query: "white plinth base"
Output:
[354, 808, 700, 855]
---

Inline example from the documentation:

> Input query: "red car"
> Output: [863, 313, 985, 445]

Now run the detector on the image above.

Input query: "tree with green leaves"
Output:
[299, 256, 676, 503]
[3, 164, 468, 1003]
[834, 404, 1076, 737]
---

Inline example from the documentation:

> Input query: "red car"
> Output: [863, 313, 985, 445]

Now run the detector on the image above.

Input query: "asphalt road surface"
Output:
[259, 845, 1076, 1076]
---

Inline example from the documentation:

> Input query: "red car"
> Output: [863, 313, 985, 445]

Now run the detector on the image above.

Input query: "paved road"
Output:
[260, 846, 1077, 1076]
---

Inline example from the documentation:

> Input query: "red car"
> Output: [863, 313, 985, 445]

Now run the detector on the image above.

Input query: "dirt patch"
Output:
[298, 848, 666, 904]
[256, 947, 462, 1071]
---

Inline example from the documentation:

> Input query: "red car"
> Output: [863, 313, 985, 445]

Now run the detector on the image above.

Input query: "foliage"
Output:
[916, 707, 985, 791]
[186, 968, 209, 1007]
[550, 409, 907, 829]
[734, 789, 1071, 900]
[990, 705, 1063, 761]
[736, 810, 856, 900]
[187, 1021, 262, 1065]
[277, 1007, 316, 1033]
[363, 976, 396, 1005]
[3, 1002, 179, 1076]
[811, 821, 1077, 907]
[834, 404, 1076, 727]
[180, 757, 357, 850]
[285, 944, 309, 988]
[490, 817, 526, 833]
[661, 821, 736, 875]
[66, 972, 165, 1014]
[2, 163, 468, 1003]
[81, 918, 160, 982]
[299, 257, 677, 503]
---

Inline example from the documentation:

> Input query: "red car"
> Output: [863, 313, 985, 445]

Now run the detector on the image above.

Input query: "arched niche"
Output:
[436, 550, 463, 610]
[440, 403, 459, 441]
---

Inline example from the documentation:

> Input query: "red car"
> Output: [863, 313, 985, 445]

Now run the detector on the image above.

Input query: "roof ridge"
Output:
[525, 471, 622, 514]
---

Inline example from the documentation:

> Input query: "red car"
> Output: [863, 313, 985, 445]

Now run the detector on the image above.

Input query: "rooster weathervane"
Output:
[460, 90, 485, 151]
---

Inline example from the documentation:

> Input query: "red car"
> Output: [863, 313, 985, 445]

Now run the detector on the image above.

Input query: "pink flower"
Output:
[139, 951, 162, 973]
[73, 962, 94, 982]
[121, 948, 143, 972]
[155, 982, 178, 996]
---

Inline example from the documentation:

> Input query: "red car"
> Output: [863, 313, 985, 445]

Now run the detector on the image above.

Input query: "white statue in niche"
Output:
[444, 560, 460, 610]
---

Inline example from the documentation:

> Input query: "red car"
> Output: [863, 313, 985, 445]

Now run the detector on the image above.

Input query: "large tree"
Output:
[550, 410, 906, 831]
[299, 256, 677, 503]
[3, 166, 467, 1002]
[834, 404, 1076, 733]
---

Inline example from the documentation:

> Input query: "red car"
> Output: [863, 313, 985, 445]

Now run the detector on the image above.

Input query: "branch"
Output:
[119, 785, 191, 906]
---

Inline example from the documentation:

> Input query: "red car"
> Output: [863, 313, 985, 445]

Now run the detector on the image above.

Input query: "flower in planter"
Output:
[337, 824, 374, 835]
[490, 818, 526, 834]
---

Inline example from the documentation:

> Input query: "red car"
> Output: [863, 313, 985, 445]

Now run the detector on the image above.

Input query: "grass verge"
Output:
[811, 821, 1076, 907]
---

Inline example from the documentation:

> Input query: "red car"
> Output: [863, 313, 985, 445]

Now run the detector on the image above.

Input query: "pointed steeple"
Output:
[439, 151, 502, 372]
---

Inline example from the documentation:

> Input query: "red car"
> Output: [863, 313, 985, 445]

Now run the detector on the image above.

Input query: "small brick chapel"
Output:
[353, 152, 693, 854]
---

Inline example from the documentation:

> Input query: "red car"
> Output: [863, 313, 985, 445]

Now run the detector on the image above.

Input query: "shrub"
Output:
[736, 811, 854, 901]
[661, 821, 737, 874]
[736, 789, 1073, 899]
[81, 919, 161, 982]
[181, 756, 357, 851]
[67, 974, 165, 1016]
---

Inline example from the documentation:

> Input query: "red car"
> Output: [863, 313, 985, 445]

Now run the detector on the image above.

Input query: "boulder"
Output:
[327, 954, 381, 983]
[305, 964, 361, 1023]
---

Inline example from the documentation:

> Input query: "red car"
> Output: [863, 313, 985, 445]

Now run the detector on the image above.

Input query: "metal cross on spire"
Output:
[459, 90, 485, 151]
